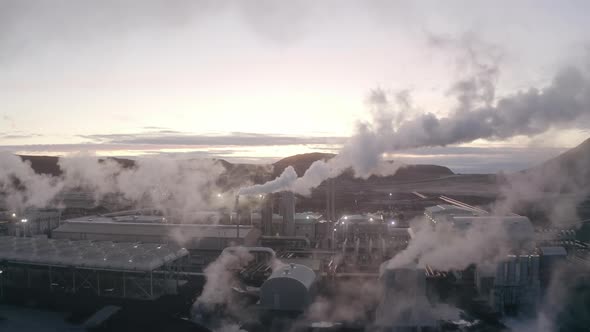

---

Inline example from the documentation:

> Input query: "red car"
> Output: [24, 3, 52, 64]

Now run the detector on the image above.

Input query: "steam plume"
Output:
[240, 46, 590, 196]
[0, 153, 226, 221]
[0, 153, 63, 210]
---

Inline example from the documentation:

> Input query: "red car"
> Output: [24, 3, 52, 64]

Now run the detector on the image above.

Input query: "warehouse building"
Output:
[0, 235, 188, 300]
[53, 219, 261, 268]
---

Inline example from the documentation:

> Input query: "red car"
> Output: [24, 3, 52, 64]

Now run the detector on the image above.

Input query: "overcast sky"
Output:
[1, 0, 589, 172]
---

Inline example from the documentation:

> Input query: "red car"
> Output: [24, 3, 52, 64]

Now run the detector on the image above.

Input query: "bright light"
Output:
[20, 218, 28, 223]
[391, 221, 396, 225]
[389, 193, 392, 197]
[11, 213, 16, 218]
[216, 193, 222, 198]
[343, 216, 348, 220]
[333, 228, 337, 232]
[306, 216, 310, 220]
[258, 194, 263, 199]
[369, 217, 374, 222]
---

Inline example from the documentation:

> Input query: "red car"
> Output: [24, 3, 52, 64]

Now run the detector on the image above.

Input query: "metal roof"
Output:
[540, 246, 567, 256]
[53, 221, 252, 239]
[424, 204, 476, 216]
[66, 215, 166, 223]
[0, 236, 188, 272]
[294, 212, 323, 222]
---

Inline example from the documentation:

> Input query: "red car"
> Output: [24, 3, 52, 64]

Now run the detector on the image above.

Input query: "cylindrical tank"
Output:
[260, 263, 315, 312]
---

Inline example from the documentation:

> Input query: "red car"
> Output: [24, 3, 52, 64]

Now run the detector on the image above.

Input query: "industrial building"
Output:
[334, 214, 410, 270]
[53, 219, 261, 269]
[424, 204, 478, 223]
[251, 212, 328, 244]
[475, 253, 541, 316]
[424, 205, 536, 251]
[538, 246, 567, 293]
[0, 209, 61, 237]
[0, 235, 188, 300]
[375, 264, 441, 331]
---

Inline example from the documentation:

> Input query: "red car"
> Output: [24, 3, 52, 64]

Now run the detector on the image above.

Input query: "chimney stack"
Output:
[281, 191, 295, 236]
[261, 194, 274, 236]
[326, 178, 336, 221]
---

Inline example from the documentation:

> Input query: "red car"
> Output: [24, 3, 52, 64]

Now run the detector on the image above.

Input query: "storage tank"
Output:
[260, 263, 315, 312]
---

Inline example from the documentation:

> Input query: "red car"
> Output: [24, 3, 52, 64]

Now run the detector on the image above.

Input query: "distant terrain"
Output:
[15, 137, 590, 217]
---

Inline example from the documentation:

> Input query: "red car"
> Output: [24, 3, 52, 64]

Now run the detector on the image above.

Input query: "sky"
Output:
[1, 0, 589, 172]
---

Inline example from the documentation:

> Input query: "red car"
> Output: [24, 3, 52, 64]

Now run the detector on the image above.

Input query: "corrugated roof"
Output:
[0, 236, 188, 271]
[425, 204, 475, 215]
[540, 246, 567, 256]
[53, 221, 252, 239]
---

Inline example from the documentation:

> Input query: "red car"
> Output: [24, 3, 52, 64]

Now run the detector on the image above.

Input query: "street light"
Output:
[11, 213, 16, 218]
[20, 219, 28, 223]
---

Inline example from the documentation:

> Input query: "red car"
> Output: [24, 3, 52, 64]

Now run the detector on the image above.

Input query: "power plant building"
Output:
[53, 218, 261, 268]
[0, 235, 188, 300]
[376, 265, 440, 331]
[491, 253, 540, 316]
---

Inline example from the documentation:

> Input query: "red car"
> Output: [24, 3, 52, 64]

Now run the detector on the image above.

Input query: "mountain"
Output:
[18, 155, 136, 176]
[272, 152, 335, 177]
[522, 137, 590, 191]
[19, 155, 61, 176]
[18, 152, 454, 185]
[272, 152, 454, 181]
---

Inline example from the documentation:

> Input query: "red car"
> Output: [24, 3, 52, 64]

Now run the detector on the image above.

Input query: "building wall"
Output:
[489, 254, 540, 316]
[6, 209, 61, 237]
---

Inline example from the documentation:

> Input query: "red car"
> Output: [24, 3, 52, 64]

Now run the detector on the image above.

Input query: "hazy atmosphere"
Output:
[2, 2, 590, 332]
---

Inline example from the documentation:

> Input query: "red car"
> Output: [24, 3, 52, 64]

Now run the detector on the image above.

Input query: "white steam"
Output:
[238, 165, 298, 195]
[240, 41, 590, 196]
[192, 247, 255, 332]
[0, 153, 227, 221]
[387, 216, 528, 271]
[0, 153, 63, 211]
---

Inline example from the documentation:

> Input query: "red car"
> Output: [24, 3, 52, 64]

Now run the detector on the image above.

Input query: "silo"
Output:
[260, 263, 316, 312]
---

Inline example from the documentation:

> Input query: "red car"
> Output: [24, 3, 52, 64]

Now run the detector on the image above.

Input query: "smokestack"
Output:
[281, 191, 295, 236]
[325, 178, 336, 222]
[331, 178, 336, 221]
[234, 195, 240, 224]
[261, 194, 274, 236]
[325, 180, 331, 222]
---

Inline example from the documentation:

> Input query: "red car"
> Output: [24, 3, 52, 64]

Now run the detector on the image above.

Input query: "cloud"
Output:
[0, 0, 314, 64]
[0, 133, 42, 140]
[79, 131, 347, 146]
